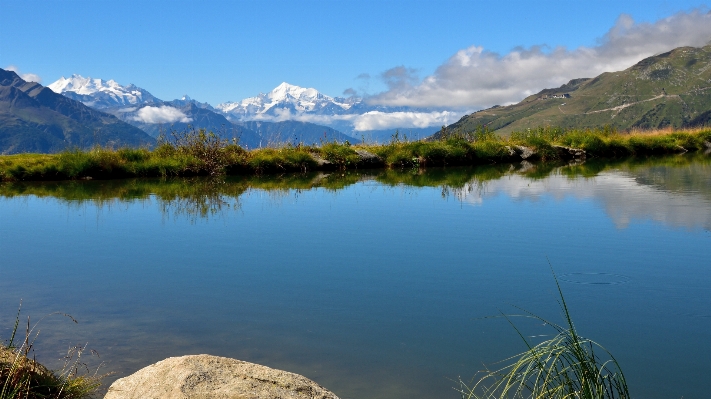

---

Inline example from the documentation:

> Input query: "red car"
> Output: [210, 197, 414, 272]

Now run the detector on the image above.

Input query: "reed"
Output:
[459, 269, 629, 399]
[1, 306, 103, 399]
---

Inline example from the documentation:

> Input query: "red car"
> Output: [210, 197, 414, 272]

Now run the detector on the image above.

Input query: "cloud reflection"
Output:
[453, 164, 711, 231]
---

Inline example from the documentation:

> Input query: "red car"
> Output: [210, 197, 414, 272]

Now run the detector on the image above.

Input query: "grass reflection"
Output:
[0, 154, 708, 221]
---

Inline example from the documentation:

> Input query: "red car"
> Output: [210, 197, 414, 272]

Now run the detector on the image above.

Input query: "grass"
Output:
[459, 268, 629, 399]
[1, 307, 102, 399]
[0, 126, 709, 181]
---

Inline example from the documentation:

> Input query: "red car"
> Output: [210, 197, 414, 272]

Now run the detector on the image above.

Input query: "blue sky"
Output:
[1, 0, 710, 109]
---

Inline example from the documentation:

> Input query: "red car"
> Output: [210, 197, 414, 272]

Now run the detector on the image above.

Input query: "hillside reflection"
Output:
[1, 154, 709, 230]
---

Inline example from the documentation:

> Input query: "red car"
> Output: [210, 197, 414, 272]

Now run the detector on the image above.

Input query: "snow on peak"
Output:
[267, 82, 322, 101]
[47, 74, 159, 108]
[268, 82, 323, 102]
[216, 82, 353, 117]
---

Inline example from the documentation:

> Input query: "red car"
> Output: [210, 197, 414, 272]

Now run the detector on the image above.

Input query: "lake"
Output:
[1, 155, 710, 399]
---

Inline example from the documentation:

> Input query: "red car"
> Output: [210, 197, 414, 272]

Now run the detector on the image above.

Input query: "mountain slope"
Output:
[446, 44, 711, 135]
[105, 101, 263, 148]
[0, 69, 155, 154]
[237, 120, 359, 148]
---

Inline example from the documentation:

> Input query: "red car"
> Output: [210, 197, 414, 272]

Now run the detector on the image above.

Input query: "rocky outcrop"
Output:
[354, 149, 383, 166]
[505, 145, 538, 160]
[551, 145, 586, 160]
[104, 354, 340, 399]
[309, 152, 333, 168]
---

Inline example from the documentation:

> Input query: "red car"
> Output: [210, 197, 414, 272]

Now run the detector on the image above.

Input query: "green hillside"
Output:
[445, 44, 711, 135]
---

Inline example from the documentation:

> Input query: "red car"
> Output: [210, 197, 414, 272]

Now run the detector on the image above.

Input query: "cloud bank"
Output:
[132, 106, 192, 124]
[5, 65, 42, 83]
[247, 109, 462, 131]
[369, 9, 711, 109]
[350, 111, 457, 131]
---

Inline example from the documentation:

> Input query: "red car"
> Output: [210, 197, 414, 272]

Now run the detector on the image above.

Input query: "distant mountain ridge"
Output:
[48, 74, 160, 109]
[444, 44, 711, 135]
[216, 82, 359, 119]
[48, 77, 364, 147]
[0, 68, 155, 154]
[49, 77, 442, 142]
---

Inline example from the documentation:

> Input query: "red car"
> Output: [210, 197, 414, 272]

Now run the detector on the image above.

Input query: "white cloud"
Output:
[115, 107, 137, 113]
[369, 9, 711, 109]
[5, 65, 42, 83]
[350, 111, 460, 131]
[132, 106, 192, 124]
[243, 110, 463, 131]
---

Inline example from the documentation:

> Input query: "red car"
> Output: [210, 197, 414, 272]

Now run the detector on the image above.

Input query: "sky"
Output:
[2, 0, 711, 128]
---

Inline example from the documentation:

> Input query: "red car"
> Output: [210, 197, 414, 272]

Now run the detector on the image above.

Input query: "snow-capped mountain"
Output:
[215, 82, 457, 141]
[48, 74, 160, 109]
[48, 75, 455, 143]
[216, 82, 359, 119]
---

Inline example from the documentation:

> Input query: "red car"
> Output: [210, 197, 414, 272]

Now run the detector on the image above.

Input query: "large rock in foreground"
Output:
[104, 354, 339, 399]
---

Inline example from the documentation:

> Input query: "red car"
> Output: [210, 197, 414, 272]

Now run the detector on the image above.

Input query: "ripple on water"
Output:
[559, 272, 631, 285]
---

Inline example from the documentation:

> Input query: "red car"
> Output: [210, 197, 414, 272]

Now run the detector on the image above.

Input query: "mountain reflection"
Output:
[1, 155, 709, 230]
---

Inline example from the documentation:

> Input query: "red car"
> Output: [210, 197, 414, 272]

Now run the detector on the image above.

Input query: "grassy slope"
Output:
[448, 45, 711, 135]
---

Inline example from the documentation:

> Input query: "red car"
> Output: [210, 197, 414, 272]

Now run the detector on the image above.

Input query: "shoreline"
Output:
[1, 127, 709, 182]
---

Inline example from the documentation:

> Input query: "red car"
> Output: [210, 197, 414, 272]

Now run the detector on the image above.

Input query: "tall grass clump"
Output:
[460, 269, 629, 399]
[248, 145, 316, 173]
[1, 307, 103, 399]
[317, 142, 361, 168]
[158, 128, 231, 176]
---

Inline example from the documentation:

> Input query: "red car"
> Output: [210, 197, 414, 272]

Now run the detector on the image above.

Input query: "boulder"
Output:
[503, 145, 537, 160]
[104, 354, 339, 399]
[354, 149, 384, 166]
[309, 152, 333, 168]
[551, 145, 586, 160]
[515, 145, 537, 160]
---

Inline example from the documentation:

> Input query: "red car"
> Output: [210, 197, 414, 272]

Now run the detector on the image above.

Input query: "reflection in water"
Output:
[1, 155, 709, 230]
[451, 158, 711, 231]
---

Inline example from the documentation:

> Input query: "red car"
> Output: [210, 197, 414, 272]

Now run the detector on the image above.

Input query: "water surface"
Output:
[1, 156, 710, 399]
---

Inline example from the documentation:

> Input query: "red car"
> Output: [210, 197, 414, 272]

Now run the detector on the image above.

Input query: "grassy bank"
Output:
[1, 309, 101, 399]
[1, 127, 709, 182]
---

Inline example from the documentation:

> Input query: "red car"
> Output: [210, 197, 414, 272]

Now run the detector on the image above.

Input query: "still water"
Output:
[1, 156, 710, 399]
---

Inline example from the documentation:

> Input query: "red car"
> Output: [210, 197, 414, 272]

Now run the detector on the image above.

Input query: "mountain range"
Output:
[3, 44, 711, 154]
[48, 76, 442, 144]
[0, 69, 154, 154]
[48, 76, 367, 146]
[444, 44, 711, 135]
